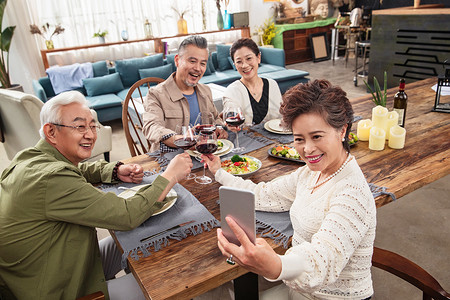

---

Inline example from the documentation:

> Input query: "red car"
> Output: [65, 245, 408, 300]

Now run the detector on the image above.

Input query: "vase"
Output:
[217, 10, 224, 30]
[224, 10, 231, 30]
[98, 36, 105, 44]
[121, 30, 129, 41]
[45, 40, 54, 50]
[177, 17, 188, 35]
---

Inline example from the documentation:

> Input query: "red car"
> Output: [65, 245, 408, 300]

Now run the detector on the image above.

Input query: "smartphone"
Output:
[219, 186, 256, 246]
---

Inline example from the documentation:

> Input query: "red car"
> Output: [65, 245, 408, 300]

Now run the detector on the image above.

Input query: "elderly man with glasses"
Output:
[0, 91, 193, 300]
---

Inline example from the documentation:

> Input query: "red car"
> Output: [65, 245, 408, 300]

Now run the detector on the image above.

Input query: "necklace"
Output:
[308, 153, 353, 191]
[242, 79, 262, 97]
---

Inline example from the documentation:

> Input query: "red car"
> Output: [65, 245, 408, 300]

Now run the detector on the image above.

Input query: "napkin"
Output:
[101, 174, 220, 268]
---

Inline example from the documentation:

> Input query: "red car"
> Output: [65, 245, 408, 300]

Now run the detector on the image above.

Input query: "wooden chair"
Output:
[372, 247, 450, 300]
[122, 77, 164, 157]
[77, 291, 105, 300]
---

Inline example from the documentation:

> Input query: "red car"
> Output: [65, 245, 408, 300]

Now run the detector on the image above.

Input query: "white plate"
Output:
[267, 119, 291, 133]
[264, 121, 292, 135]
[187, 139, 234, 157]
[220, 155, 262, 177]
[118, 185, 177, 216]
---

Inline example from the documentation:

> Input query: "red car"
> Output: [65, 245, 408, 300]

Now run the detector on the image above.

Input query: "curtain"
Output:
[33, 0, 242, 67]
[6, 0, 43, 93]
[7, 0, 243, 93]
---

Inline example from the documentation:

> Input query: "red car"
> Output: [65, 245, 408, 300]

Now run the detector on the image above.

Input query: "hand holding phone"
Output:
[219, 186, 256, 246]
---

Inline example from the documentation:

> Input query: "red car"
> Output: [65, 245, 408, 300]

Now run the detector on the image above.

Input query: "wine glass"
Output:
[223, 106, 245, 153]
[174, 125, 197, 180]
[194, 112, 216, 136]
[194, 131, 218, 185]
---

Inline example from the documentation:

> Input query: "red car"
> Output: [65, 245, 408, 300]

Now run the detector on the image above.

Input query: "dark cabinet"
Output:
[282, 24, 334, 65]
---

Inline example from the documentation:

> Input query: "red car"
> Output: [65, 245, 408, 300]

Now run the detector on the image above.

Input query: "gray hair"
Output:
[178, 35, 208, 56]
[39, 91, 90, 139]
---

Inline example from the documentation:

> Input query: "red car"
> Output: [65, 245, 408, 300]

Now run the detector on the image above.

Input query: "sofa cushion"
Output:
[115, 86, 151, 100]
[138, 63, 173, 80]
[85, 93, 124, 110]
[83, 73, 124, 97]
[115, 53, 164, 87]
[216, 44, 232, 71]
[199, 70, 241, 85]
[227, 57, 237, 71]
[257, 63, 286, 74]
[259, 69, 309, 81]
[165, 54, 176, 72]
[92, 61, 109, 77]
[208, 56, 216, 73]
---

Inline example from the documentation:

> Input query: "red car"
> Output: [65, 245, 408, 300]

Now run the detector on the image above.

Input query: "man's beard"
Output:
[184, 80, 197, 87]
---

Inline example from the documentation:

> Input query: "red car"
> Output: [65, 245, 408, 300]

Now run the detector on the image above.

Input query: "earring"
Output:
[342, 137, 345, 142]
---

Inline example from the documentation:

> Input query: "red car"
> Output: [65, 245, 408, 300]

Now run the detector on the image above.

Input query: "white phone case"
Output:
[219, 186, 256, 245]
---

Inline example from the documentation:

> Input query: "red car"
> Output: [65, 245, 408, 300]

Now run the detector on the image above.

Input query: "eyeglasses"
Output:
[52, 123, 100, 134]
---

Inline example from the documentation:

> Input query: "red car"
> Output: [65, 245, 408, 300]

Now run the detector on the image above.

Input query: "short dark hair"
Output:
[230, 38, 260, 62]
[280, 79, 354, 152]
[178, 35, 208, 56]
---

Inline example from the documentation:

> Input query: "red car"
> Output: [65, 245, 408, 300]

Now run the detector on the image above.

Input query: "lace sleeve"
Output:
[215, 167, 304, 212]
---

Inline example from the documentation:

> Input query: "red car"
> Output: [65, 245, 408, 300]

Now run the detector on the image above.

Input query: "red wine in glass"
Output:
[195, 142, 218, 154]
[225, 115, 245, 127]
[194, 124, 216, 135]
[173, 138, 197, 150]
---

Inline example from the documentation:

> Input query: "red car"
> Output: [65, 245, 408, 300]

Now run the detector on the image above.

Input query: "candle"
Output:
[372, 105, 388, 133]
[385, 111, 399, 140]
[357, 119, 373, 141]
[389, 125, 406, 149]
[369, 127, 386, 151]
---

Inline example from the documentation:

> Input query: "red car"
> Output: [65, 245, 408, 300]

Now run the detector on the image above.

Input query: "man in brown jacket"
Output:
[143, 35, 227, 153]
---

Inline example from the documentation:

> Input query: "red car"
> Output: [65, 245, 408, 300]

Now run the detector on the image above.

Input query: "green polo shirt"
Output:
[0, 139, 169, 300]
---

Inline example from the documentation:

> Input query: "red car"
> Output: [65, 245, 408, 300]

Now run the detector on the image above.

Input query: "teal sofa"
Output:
[32, 47, 309, 122]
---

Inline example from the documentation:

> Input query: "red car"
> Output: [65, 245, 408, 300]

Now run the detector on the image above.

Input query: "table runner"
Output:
[147, 130, 274, 170]
[101, 174, 220, 268]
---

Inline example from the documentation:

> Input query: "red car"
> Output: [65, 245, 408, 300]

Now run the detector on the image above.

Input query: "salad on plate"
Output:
[221, 155, 261, 176]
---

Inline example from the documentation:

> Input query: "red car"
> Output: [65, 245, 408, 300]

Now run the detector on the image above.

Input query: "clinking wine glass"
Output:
[174, 125, 197, 180]
[194, 131, 218, 185]
[194, 112, 216, 136]
[224, 106, 245, 153]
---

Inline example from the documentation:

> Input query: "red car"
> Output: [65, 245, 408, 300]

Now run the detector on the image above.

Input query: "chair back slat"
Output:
[122, 77, 164, 157]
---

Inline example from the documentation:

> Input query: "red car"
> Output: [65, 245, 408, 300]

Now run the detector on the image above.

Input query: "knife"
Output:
[140, 220, 196, 243]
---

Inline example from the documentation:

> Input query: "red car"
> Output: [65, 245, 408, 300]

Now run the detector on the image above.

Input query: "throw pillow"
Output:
[165, 54, 177, 72]
[216, 44, 232, 71]
[138, 63, 173, 80]
[227, 57, 237, 71]
[83, 72, 124, 97]
[115, 53, 164, 87]
[208, 55, 216, 73]
[92, 61, 109, 77]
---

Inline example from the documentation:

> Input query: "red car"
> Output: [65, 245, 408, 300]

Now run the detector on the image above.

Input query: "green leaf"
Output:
[0, 26, 15, 52]
[374, 76, 382, 106]
[383, 71, 388, 106]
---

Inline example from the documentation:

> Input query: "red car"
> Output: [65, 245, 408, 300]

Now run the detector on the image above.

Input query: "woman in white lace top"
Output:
[203, 80, 376, 299]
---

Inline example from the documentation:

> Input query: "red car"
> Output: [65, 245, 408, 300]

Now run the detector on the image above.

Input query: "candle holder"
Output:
[432, 59, 450, 113]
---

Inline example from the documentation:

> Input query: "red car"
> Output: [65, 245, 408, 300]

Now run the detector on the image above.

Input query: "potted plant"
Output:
[258, 18, 278, 47]
[29, 23, 65, 50]
[364, 71, 388, 107]
[93, 30, 108, 44]
[0, 0, 18, 90]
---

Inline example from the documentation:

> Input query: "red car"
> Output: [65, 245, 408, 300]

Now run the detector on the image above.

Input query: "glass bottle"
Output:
[144, 19, 153, 38]
[393, 78, 408, 127]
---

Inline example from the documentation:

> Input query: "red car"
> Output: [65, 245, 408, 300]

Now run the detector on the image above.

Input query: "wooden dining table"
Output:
[114, 77, 449, 300]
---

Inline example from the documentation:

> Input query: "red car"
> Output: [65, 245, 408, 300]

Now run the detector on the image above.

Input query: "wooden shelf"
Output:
[40, 27, 250, 69]
[282, 24, 333, 64]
